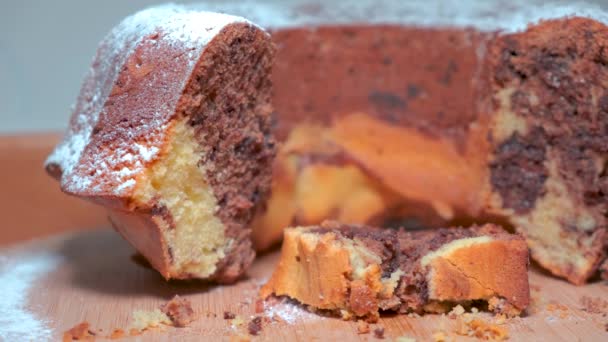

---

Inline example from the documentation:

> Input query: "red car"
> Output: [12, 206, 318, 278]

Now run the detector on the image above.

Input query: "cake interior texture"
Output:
[132, 119, 227, 278]
[261, 223, 529, 321]
[245, 15, 608, 284]
[486, 18, 608, 284]
[123, 22, 275, 282]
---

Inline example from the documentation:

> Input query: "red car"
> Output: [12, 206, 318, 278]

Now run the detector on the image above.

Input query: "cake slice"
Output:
[45, 5, 276, 283]
[261, 222, 529, 321]
[208, 1, 608, 285]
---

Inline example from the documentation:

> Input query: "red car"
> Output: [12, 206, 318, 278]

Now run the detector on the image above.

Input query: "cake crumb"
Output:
[395, 337, 416, 342]
[432, 330, 448, 342]
[224, 311, 236, 320]
[340, 309, 353, 320]
[248, 316, 263, 336]
[494, 314, 507, 325]
[580, 296, 608, 314]
[373, 327, 385, 339]
[471, 307, 479, 314]
[448, 305, 465, 319]
[229, 334, 251, 342]
[160, 295, 196, 327]
[546, 301, 567, 313]
[129, 329, 142, 336]
[109, 329, 125, 339]
[130, 308, 171, 331]
[231, 315, 246, 329]
[63, 322, 95, 342]
[357, 320, 370, 334]
[456, 317, 508, 340]
[255, 299, 264, 314]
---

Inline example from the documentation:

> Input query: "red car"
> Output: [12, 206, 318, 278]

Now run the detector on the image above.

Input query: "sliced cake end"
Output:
[261, 222, 529, 321]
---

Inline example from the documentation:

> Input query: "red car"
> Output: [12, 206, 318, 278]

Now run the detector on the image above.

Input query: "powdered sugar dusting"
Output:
[0, 253, 62, 340]
[135, 144, 160, 162]
[46, 4, 250, 197]
[196, 0, 608, 32]
[264, 298, 319, 324]
[115, 178, 137, 193]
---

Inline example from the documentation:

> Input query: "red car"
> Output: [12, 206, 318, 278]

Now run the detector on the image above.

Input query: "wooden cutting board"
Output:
[1, 228, 607, 341]
[0, 134, 606, 341]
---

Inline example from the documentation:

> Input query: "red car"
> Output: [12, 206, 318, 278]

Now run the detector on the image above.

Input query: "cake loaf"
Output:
[45, 6, 276, 283]
[261, 222, 530, 321]
[200, 0, 608, 284]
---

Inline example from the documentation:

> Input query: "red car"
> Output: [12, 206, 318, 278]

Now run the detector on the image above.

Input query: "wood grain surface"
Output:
[1, 134, 607, 341]
[1, 228, 607, 341]
[0, 134, 106, 246]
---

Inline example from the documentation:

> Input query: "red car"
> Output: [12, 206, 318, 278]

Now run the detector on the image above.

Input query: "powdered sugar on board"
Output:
[0, 252, 62, 341]
[46, 4, 252, 196]
[264, 298, 320, 324]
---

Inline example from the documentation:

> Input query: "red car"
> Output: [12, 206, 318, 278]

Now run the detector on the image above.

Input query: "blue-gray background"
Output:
[0, 0, 204, 133]
[1, 0, 607, 133]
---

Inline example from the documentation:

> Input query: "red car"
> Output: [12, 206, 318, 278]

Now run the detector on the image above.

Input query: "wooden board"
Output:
[0, 133, 106, 246]
[1, 228, 607, 341]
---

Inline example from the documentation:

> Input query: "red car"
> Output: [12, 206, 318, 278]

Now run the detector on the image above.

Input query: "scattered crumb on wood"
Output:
[255, 299, 265, 314]
[456, 317, 509, 340]
[62, 322, 95, 342]
[580, 295, 608, 314]
[129, 328, 142, 336]
[229, 333, 251, 342]
[373, 327, 385, 339]
[340, 309, 353, 320]
[224, 311, 236, 320]
[448, 305, 465, 319]
[231, 315, 246, 330]
[109, 329, 125, 339]
[128, 295, 197, 334]
[130, 308, 171, 331]
[395, 337, 416, 342]
[248, 316, 263, 336]
[546, 301, 568, 313]
[547, 302, 569, 318]
[357, 320, 370, 334]
[494, 314, 507, 325]
[527, 289, 547, 315]
[431, 330, 447, 342]
[160, 295, 196, 327]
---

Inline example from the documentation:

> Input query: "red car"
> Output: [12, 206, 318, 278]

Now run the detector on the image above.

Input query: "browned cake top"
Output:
[312, 221, 522, 268]
[269, 26, 491, 145]
[45, 5, 255, 200]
